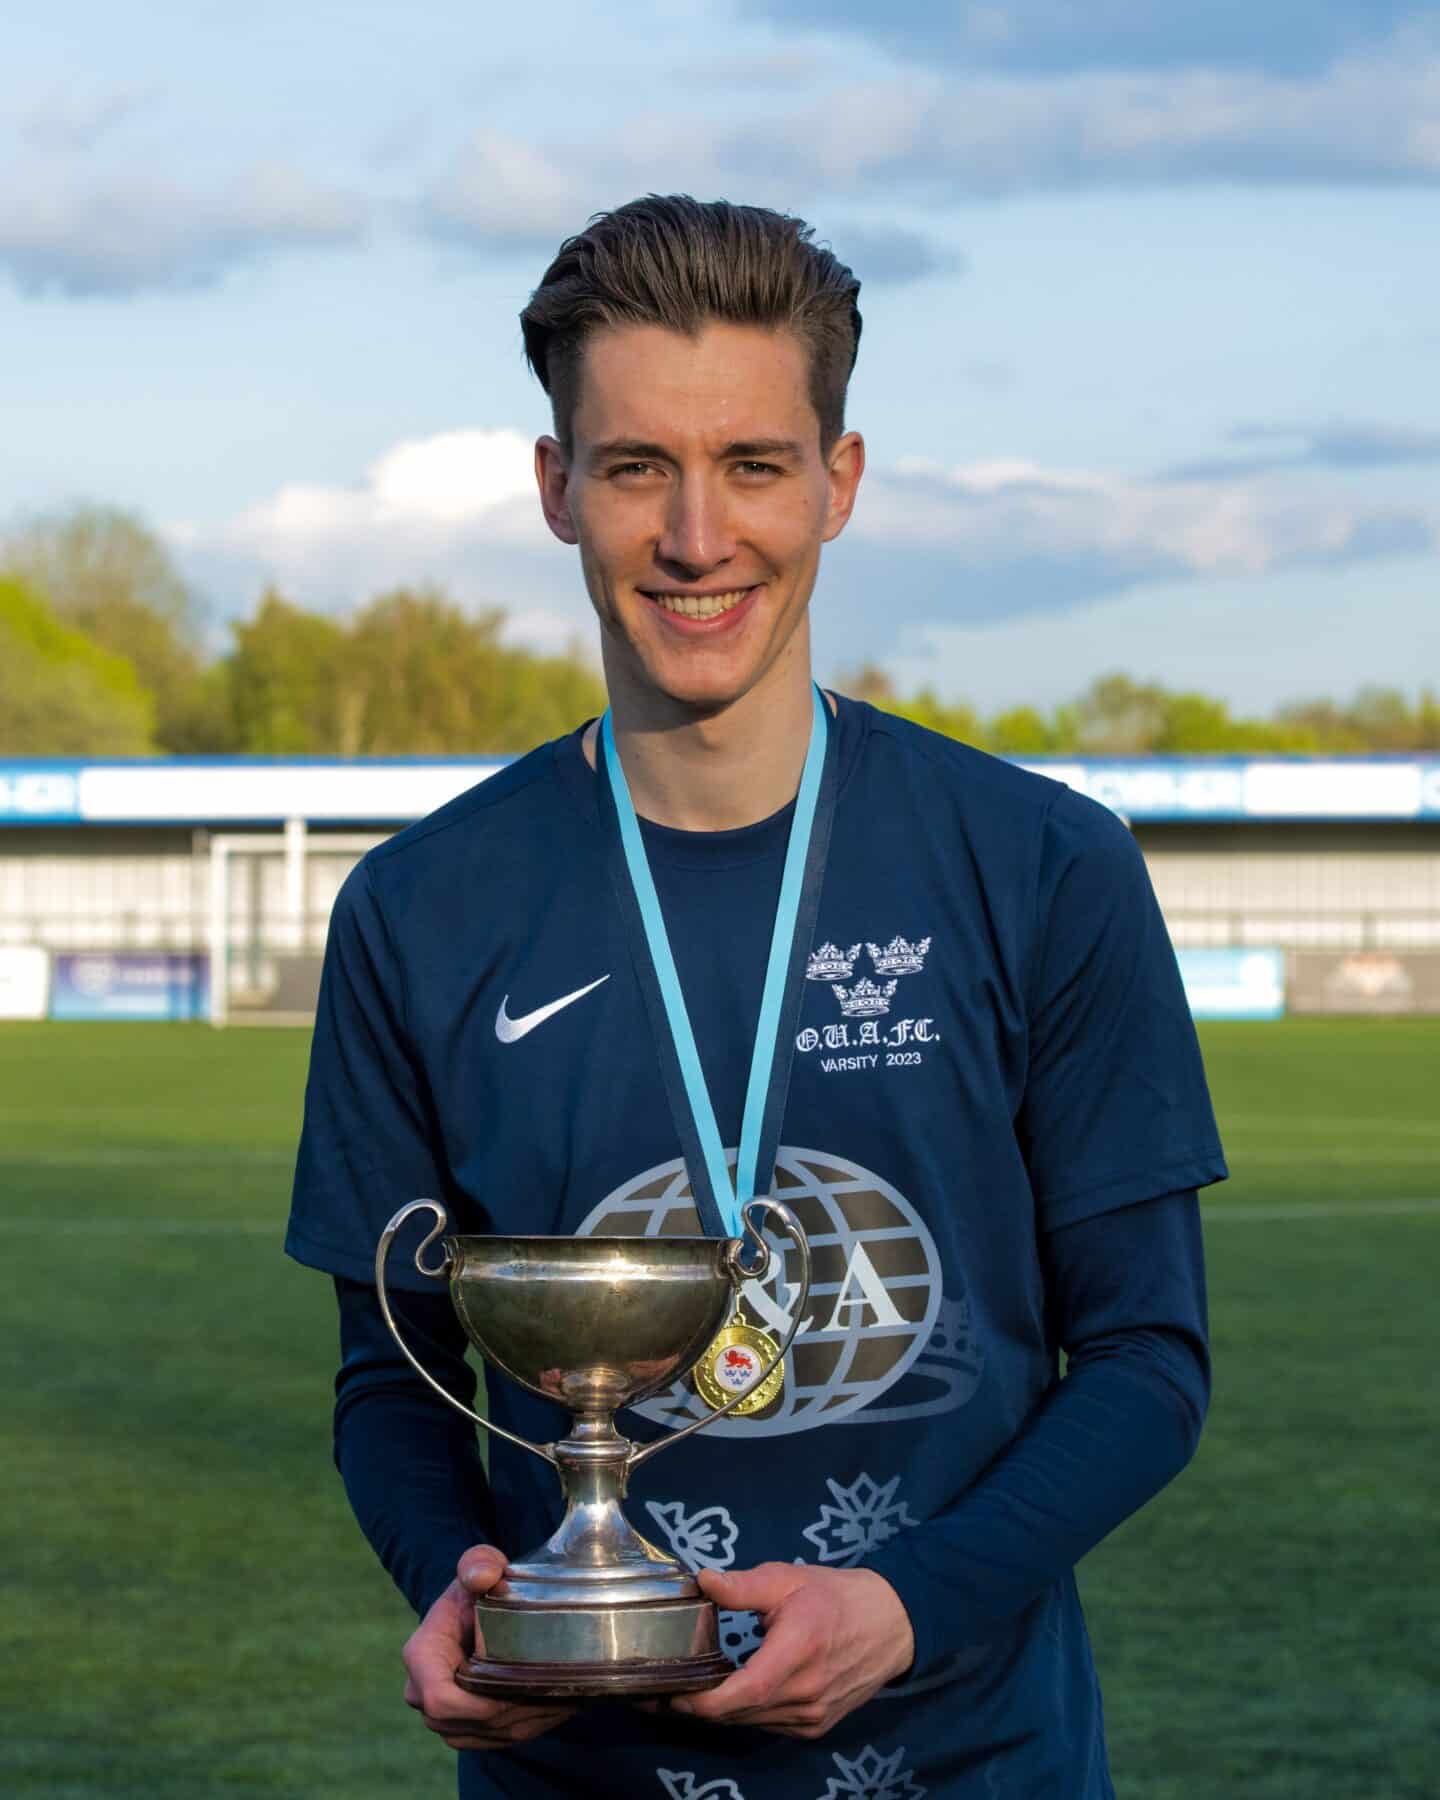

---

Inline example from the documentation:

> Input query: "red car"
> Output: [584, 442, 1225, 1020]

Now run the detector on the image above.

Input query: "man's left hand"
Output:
[669, 1562, 915, 1739]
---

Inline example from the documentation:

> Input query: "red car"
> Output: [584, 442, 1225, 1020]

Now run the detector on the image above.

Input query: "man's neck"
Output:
[583, 650, 823, 831]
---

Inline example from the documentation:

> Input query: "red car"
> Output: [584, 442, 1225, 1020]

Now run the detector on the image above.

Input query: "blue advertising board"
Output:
[0, 765, 83, 822]
[1176, 948, 1285, 1020]
[50, 953, 211, 1022]
[1020, 758, 1440, 821]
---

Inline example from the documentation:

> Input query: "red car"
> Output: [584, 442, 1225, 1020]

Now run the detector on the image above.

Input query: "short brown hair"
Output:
[520, 195, 863, 451]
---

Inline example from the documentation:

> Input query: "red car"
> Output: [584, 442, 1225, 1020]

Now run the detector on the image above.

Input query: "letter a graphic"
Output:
[823, 1242, 905, 1332]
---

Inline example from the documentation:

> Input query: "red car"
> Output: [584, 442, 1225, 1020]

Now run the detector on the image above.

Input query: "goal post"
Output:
[207, 825, 387, 1027]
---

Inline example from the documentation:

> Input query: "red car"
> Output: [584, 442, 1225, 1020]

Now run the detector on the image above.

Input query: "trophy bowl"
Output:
[447, 1235, 741, 1417]
[376, 1197, 811, 1700]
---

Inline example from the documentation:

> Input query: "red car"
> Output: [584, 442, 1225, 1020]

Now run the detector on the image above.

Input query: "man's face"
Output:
[535, 321, 863, 715]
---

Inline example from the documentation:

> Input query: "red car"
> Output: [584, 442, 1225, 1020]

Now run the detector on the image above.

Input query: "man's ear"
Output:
[821, 430, 865, 544]
[535, 435, 578, 545]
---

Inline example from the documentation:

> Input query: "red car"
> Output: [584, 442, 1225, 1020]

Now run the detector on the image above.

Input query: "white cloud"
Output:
[741, 0, 1431, 82]
[759, 40, 1440, 196]
[415, 116, 960, 279]
[0, 159, 367, 297]
[415, 33, 1440, 260]
[172, 427, 573, 625]
[1168, 420, 1440, 481]
[854, 455, 1438, 585]
[421, 129, 593, 250]
[229, 428, 540, 547]
[18, 82, 155, 153]
[668, 48, 834, 88]
[175, 421, 1439, 675]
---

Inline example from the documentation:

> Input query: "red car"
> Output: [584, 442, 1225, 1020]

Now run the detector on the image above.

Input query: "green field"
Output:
[2, 1019, 1436, 1797]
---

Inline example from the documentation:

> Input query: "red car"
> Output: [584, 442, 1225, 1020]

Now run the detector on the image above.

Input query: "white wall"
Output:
[3, 824, 1440, 954]
[1140, 826, 1440, 949]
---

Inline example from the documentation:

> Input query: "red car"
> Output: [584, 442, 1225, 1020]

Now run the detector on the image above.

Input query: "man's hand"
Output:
[402, 1547, 576, 1751]
[671, 1562, 915, 1739]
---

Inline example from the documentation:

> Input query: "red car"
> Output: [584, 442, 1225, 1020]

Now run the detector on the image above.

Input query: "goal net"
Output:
[207, 827, 388, 1026]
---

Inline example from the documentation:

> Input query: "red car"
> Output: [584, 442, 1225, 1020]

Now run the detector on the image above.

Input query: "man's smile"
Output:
[638, 583, 763, 626]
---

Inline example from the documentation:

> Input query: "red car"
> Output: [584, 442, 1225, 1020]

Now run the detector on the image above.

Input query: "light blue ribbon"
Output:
[600, 686, 829, 1236]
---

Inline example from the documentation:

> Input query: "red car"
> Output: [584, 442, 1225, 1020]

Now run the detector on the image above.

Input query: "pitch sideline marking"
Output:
[1202, 1199, 1440, 1221]
[1214, 1116, 1440, 1138]
[5, 1200, 1440, 1236]
[0, 1149, 294, 1166]
[6, 1220, 281, 1234]
[1227, 1148, 1440, 1165]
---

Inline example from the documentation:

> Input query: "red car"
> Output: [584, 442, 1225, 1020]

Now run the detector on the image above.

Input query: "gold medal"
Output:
[693, 1304, 785, 1415]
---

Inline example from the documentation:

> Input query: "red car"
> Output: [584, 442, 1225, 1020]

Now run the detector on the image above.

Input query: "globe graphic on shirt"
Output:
[577, 1145, 981, 1438]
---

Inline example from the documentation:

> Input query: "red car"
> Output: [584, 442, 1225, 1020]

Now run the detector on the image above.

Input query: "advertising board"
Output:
[0, 946, 52, 1020]
[50, 953, 210, 1022]
[1288, 951, 1440, 1015]
[1021, 758, 1440, 821]
[0, 766, 82, 822]
[4, 756, 1440, 827]
[1176, 948, 1285, 1020]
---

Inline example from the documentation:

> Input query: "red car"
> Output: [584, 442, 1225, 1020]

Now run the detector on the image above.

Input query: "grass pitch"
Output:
[1, 1018, 1436, 1797]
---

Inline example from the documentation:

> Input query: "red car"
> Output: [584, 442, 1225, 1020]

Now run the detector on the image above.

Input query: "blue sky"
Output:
[3, 0, 1437, 712]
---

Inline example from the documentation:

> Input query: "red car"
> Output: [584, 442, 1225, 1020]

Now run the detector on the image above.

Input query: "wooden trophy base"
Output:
[456, 1650, 733, 1702]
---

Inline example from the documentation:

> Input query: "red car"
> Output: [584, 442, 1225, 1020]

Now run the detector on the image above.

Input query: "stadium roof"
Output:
[2, 754, 1439, 827]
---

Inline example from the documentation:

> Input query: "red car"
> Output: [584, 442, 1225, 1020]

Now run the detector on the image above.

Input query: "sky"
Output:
[3, 0, 1438, 714]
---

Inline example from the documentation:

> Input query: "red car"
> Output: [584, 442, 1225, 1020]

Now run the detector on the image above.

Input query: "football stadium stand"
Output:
[2, 754, 1438, 1023]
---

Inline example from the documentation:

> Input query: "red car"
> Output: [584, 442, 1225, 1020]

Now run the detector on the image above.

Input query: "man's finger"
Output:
[405, 1648, 525, 1728]
[696, 1562, 808, 1617]
[406, 1632, 485, 1704]
[419, 1697, 576, 1750]
[410, 1683, 508, 1727]
[458, 1545, 508, 1593]
[673, 1610, 813, 1719]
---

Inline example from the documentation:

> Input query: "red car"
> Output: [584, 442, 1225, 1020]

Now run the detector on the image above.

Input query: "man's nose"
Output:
[656, 473, 737, 575]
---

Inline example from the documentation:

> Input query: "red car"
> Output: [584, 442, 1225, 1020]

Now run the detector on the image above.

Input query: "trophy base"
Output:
[461, 1591, 734, 1700]
[457, 1649, 732, 1701]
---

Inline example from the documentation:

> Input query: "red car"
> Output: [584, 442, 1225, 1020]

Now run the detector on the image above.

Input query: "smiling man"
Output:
[286, 196, 1226, 1798]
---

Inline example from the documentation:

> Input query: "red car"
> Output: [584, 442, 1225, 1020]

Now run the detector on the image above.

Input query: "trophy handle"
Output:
[627, 1197, 812, 1471]
[375, 1200, 558, 1469]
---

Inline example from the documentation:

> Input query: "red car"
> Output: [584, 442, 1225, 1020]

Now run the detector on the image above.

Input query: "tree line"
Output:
[0, 506, 606, 756]
[2, 504, 1436, 757]
[839, 667, 1440, 755]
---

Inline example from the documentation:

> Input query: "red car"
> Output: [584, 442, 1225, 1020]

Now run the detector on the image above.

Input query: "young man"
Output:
[287, 197, 1225, 1798]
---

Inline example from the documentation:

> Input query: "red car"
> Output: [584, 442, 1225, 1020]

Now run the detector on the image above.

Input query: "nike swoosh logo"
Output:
[495, 974, 610, 1044]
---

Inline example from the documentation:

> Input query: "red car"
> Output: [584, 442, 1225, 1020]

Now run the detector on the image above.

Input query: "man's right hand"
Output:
[402, 1546, 577, 1751]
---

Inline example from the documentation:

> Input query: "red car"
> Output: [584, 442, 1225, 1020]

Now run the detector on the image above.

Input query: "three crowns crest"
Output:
[867, 935, 932, 978]
[816, 931, 931, 1019]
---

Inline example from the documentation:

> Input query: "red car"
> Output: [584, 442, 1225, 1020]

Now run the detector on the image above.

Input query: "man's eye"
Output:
[735, 461, 781, 477]
[610, 462, 656, 479]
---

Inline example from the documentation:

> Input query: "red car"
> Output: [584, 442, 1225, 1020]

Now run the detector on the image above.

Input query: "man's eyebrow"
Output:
[721, 438, 806, 461]
[586, 437, 806, 463]
[587, 439, 673, 463]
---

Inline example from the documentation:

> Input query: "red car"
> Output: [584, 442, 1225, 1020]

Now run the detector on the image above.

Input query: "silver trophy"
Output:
[375, 1196, 811, 1699]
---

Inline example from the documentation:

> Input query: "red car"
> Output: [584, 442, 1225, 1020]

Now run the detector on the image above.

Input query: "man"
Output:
[287, 196, 1225, 1798]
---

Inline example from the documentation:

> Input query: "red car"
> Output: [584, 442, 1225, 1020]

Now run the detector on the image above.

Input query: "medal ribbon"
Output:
[599, 685, 836, 1238]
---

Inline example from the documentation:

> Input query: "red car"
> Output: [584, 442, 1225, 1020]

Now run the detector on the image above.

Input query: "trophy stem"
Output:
[531, 1413, 674, 1576]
